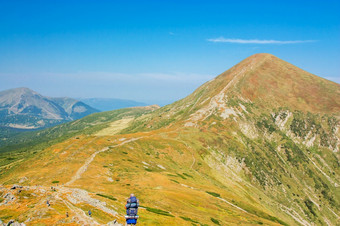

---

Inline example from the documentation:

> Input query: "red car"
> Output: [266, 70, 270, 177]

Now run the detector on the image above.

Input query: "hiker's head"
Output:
[130, 194, 135, 197]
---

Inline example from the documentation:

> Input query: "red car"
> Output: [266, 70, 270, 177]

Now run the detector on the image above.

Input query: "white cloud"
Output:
[207, 37, 316, 44]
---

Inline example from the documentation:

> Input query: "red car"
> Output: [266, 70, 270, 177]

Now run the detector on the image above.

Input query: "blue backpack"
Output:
[127, 208, 138, 216]
[130, 196, 137, 203]
[126, 203, 138, 208]
[126, 196, 139, 216]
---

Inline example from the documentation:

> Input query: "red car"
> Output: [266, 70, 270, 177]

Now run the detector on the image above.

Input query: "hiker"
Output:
[46, 200, 50, 207]
[125, 194, 139, 225]
[88, 210, 92, 217]
[66, 212, 69, 218]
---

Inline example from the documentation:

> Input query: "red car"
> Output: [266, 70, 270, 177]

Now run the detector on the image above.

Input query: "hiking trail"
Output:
[65, 137, 142, 186]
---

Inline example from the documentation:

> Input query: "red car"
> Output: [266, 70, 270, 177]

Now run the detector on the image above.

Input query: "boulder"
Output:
[10, 185, 22, 190]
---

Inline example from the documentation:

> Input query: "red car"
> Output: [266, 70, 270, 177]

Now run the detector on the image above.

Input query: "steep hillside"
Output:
[0, 54, 339, 225]
[0, 88, 99, 129]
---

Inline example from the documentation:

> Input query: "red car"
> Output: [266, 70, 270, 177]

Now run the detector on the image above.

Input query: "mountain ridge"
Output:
[0, 87, 99, 129]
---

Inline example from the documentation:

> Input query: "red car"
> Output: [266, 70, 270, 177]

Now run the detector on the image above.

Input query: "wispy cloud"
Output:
[207, 37, 316, 44]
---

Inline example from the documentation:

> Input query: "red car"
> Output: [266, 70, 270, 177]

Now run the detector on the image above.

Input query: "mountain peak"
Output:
[247, 52, 275, 59]
[211, 53, 340, 114]
[0, 87, 36, 95]
[14, 87, 33, 91]
[238, 53, 277, 65]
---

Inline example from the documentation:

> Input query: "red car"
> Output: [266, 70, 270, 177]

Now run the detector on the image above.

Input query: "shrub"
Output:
[141, 206, 174, 217]
[96, 193, 117, 201]
[210, 217, 220, 225]
[206, 191, 220, 197]
[180, 216, 199, 224]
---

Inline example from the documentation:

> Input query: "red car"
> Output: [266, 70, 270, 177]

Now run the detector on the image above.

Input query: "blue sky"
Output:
[0, 0, 339, 105]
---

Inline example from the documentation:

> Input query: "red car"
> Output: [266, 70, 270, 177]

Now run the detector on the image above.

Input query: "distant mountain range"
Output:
[0, 87, 99, 129]
[79, 98, 147, 112]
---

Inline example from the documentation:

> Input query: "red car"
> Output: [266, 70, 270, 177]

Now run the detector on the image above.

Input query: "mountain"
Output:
[0, 54, 339, 225]
[124, 53, 339, 132]
[0, 87, 99, 129]
[79, 98, 147, 112]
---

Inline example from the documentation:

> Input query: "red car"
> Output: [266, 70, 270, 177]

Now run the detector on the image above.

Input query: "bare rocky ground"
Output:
[0, 184, 123, 226]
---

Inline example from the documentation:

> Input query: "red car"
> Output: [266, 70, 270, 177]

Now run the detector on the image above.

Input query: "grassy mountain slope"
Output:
[0, 54, 339, 225]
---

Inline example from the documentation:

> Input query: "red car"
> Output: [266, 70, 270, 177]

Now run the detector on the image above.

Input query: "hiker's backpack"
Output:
[126, 202, 138, 208]
[127, 197, 139, 207]
[129, 196, 137, 203]
[126, 196, 139, 216]
[127, 208, 138, 216]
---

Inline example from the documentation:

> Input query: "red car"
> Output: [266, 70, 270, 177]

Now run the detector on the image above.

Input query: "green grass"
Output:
[141, 206, 174, 217]
[176, 173, 186, 179]
[210, 217, 220, 225]
[180, 216, 200, 224]
[206, 191, 220, 197]
[170, 179, 179, 184]
[96, 193, 117, 201]
[183, 173, 193, 178]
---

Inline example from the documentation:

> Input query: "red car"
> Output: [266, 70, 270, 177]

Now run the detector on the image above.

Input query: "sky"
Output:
[0, 0, 339, 105]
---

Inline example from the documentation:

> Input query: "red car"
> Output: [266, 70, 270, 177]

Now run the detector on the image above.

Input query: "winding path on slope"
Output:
[23, 137, 145, 225]
[65, 137, 142, 186]
[52, 136, 144, 225]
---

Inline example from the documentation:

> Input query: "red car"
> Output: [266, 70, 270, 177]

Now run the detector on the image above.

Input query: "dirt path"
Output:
[65, 137, 142, 186]
[62, 199, 100, 225]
